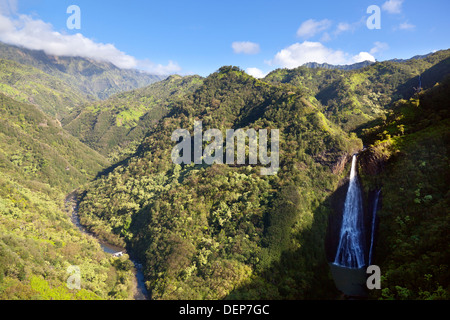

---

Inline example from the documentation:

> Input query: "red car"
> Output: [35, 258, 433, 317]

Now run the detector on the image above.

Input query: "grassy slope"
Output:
[0, 94, 136, 299]
[0, 58, 88, 118]
[77, 57, 450, 300]
[0, 94, 109, 193]
[265, 49, 450, 132]
[63, 75, 204, 159]
[0, 43, 448, 301]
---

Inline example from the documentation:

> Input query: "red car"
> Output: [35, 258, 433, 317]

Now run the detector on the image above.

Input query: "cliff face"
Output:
[325, 178, 350, 263]
[359, 147, 389, 177]
[331, 154, 351, 175]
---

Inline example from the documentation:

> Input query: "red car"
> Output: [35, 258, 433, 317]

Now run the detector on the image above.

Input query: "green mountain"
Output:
[0, 93, 109, 192]
[358, 76, 450, 299]
[62, 74, 204, 159]
[265, 49, 450, 132]
[0, 44, 448, 301]
[77, 66, 362, 299]
[0, 94, 137, 299]
[0, 42, 165, 101]
[0, 58, 89, 119]
[75, 50, 450, 301]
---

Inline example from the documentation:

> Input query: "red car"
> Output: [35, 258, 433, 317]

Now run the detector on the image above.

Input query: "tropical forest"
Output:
[0, 39, 448, 303]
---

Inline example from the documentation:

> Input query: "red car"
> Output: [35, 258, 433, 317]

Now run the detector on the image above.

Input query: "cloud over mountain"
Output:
[0, 12, 180, 74]
[269, 41, 375, 69]
[246, 67, 267, 78]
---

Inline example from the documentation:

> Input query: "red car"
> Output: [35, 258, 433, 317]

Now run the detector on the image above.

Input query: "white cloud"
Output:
[323, 18, 366, 41]
[246, 67, 267, 79]
[351, 52, 376, 64]
[334, 22, 351, 35]
[0, 13, 179, 75]
[137, 59, 181, 75]
[398, 21, 415, 30]
[320, 32, 331, 42]
[232, 41, 260, 55]
[0, 0, 17, 16]
[296, 19, 332, 39]
[370, 41, 389, 55]
[382, 0, 404, 14]
[269, 41, 375, 69]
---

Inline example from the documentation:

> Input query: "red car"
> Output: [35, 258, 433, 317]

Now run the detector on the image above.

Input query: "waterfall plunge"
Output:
[334, 155, 366, 269]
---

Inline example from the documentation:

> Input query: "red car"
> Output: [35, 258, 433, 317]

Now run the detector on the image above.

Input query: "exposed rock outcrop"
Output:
[331, 153, 351, 175]
[358, 147, 389, 176]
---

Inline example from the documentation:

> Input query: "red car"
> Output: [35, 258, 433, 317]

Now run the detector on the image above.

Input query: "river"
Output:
[65, 192, 149, 300]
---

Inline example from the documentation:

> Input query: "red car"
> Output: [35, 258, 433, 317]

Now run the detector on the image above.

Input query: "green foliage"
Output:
[77, 53, 450, 300]
[0, 58, 88, 118]
[0, 93, 109, 194]
[78, 66, 361, 299]
[0, 176, 135, 300]
[361, 77, 450, 300]
[265, 49, 450, 132]
[0, 92, 136, 300]
[63, 75, 204, 158]
[1, 46, 449, 301]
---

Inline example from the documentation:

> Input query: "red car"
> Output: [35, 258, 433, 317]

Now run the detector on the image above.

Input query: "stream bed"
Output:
[65, 192, 149, 300]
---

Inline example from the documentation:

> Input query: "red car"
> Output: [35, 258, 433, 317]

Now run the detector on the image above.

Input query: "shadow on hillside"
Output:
[352, 117, 385, 141]
[395, 57, 450, 99]
[224, 179, 353, 300]
[225, 162, 382, 300]
[93, 135, 156, 180]
[93, 155, 134, 180]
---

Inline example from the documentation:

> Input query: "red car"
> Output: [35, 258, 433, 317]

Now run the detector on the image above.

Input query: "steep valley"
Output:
[0, 46, 449, 301]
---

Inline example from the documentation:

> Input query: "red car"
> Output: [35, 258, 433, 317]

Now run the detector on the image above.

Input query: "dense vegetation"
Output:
[77, 50, 450, 300]
[0, 94, 109, 193]
[302, 60, 374, 70]
[265, 49, 450, 132]
[359, 76, 450, 299]
[0, 179, 136, 300]
[0, 45, 448, 301]
[63, 75, 204, 160]
[0, 59, 88, 118]
[77, 66, 362, 299]
[0, 93, 137, 299]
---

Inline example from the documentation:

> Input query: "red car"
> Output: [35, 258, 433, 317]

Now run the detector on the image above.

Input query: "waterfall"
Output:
[368, 189, 381, 266]
[334, 154, 366, 269]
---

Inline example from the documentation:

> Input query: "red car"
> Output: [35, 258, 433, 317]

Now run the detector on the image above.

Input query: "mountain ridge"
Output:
[0, 91, 139, 299]
[302, 60, 375, 70]
[300, 51, 438, 70]
[0, 58, 89, 118]
[0, 43, 448, 301]
[0, 42, 166, 101]
[264, 49, 450, 131]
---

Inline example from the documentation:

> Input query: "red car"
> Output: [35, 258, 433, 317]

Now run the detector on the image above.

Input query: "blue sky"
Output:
[0, 0, 448, 77]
